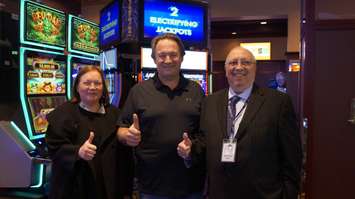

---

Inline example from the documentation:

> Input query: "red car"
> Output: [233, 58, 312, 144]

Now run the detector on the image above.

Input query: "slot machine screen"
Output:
[27, 96, 66, 134]
[69, 15, 100, 54]
[23, 0, 66, 48]
[100, 48, 117, 70]
[105, 73, 115, 97]
[100, 48, 118, 102]
[71, 57, 100, 80]
[183, 73, 207, 94]
[25, 51, 66, 95]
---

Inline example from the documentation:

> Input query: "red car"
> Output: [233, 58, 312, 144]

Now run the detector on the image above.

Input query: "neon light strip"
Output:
[67, 54, 99, 99]
[67, 56, 71, 100]
[20, 0, 65, 50]
[30, 164, 44, 188]
[11, 120, 43, 188]
[20, 47, 64, 140]
[68, 15, 99, 57]
[209, 73, 213, 94]
[10, 121, 36, 150]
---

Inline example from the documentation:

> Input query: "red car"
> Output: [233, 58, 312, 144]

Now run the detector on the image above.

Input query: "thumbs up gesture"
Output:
[118, 113, 141, 147]
[78, 131, 97, 161]
[177, 132, 192, 159]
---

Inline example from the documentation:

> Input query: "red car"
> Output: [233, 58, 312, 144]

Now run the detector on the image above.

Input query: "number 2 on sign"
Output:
[169, 6, 179, 17]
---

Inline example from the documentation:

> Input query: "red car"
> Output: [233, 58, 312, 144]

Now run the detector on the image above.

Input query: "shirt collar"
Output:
[228, 84, 253, 101]
[79, 102, 106, 114]
[153, 72, 188, 91]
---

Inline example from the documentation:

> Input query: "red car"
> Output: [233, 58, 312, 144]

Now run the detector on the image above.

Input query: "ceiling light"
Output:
[260, 21, 267, 25]
[232, 32, 237, 35]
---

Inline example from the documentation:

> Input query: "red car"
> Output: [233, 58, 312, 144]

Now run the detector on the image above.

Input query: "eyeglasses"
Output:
[156, 52, 179, 60]
[81, 81, 103, 88]
[226, 59, 255, 67]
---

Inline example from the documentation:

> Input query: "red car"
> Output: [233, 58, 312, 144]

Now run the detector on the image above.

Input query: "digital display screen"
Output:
[105, 73, 115, 95]
[240, 42, 271, 60]
[25, 51, 66, 95]
[71, 58, 100, 80]
[28, 96, 66, 134]
[143, 0, 206, 47]
[71, 16, 100, 54]
[100, 0, 120, 48]
[141, 47, 207, 70]
[100, 48, 117, 70]
[100, 48, 120, 104]
[142, 71, 156, 81]
[25, 1, 66, 47]
[183, 73, 207, 94]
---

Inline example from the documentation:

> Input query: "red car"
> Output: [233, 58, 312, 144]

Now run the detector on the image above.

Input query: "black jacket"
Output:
[46, 102, 133, 199]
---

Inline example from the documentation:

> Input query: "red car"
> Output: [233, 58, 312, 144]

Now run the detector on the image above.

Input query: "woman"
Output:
[46, 66, 133, 199]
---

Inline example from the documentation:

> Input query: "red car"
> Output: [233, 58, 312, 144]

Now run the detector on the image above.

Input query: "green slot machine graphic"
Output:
[68, 14, 100, 56]
[21, 0, 66, 50]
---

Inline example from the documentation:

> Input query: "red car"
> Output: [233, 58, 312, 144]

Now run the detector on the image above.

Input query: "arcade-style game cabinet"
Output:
[0, 0, 67, 191]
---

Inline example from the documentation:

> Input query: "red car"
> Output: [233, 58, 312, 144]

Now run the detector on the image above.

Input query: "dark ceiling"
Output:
[211, 18, 288, 39]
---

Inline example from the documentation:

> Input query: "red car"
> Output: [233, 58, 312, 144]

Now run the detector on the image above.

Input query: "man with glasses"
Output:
[186, 47, 302, 199]
[116, 33, 205, 199]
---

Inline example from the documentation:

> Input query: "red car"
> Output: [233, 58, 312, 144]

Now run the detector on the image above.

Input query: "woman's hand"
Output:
[78, 131, 97, 161]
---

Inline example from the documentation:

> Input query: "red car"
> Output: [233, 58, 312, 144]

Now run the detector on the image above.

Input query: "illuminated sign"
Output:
[21, 0, 66, 49]
[68, 15, 100, 55]
[288, 60, 301, 72]
[143, 0, 206, 47]
[240, 42, 271, 60]
[100, 0, 120, 48]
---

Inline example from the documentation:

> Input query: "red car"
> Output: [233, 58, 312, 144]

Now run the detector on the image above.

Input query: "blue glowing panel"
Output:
[100, 48, 120, 105]
[71, 59, 100, 80]
[100, 0, 120, 48]
[144, 0, 206, 45]
[100, 48, 117, 70]
[183, 73, 207, 94]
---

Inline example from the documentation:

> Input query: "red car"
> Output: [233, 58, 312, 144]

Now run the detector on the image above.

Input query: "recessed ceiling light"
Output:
[232, 32, 237, 35]
[260, 21, 267, 25]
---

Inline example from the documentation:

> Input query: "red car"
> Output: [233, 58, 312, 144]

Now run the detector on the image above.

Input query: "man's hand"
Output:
[78, 131, 97, 161]
[177, 132, 192, 159]
[117, 113, 141, 147]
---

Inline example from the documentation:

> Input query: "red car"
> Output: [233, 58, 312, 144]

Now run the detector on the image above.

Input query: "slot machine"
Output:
[0, 0, 67, 191]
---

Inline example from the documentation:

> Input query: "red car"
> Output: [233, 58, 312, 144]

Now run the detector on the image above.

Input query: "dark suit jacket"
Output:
[196, 85, 302, 199]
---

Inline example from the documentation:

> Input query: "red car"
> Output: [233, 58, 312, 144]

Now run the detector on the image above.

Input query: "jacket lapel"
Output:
[236, 85, 265, 140]
[217, 89, 229, 138]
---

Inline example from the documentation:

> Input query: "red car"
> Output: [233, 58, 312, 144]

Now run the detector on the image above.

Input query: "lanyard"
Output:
[229, 102, 247, 140]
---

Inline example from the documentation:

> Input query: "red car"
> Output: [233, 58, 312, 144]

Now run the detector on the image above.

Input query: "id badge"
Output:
[221, 139, 237, 162]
